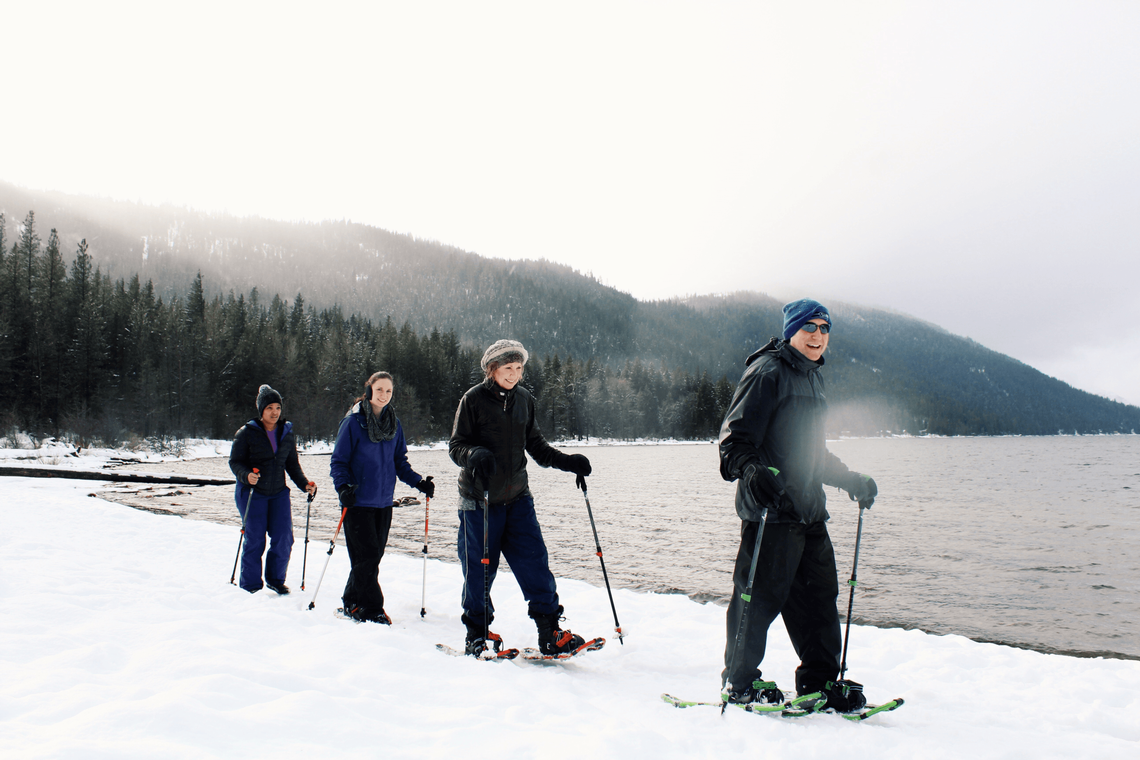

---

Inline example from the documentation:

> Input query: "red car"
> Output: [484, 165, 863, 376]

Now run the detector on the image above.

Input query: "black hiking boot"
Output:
[530, 605, 586, 656]
[465, 631, 508, 657]
[344, 604, 391, 625]
[808, 679, 866, 713]
[265, 580, 290, 595]
[463, 613, 505, 657]
[722, 678, 785, 705]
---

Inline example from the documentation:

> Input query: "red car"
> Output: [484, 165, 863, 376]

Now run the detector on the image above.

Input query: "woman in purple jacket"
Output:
[330, 371, 434, 624]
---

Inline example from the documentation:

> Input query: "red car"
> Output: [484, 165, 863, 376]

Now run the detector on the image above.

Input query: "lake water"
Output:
[105, 435, 1140, 660]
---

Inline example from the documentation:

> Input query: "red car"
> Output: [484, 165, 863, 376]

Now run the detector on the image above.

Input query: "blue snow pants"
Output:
[458, 493, 559, 629]
[235, 484, 294, 592]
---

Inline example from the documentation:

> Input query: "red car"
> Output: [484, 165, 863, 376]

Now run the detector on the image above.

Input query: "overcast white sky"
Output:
[4, 1, 1139, 405]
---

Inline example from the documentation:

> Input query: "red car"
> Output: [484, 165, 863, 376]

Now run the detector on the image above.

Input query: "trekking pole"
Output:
[580, 483, 624, 644]
[300, 484, 315, 591]
[419, 495, 430, 618]
[229, 468, 258, 585]
[839, 499, 870, 680]
[307, 506, 348, 610]
[721, 466, 784, 712]
[722, 505, 769, 714]
[482, 490, 491, 642]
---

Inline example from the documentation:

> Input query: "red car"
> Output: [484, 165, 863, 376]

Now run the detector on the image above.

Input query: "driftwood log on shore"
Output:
[0, 465, 233, 486]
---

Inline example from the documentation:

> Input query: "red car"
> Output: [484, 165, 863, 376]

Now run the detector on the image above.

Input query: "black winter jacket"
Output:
[718, 339, 854, 524]
[229, 419, 309, 496]
[449, 379, 571, 505]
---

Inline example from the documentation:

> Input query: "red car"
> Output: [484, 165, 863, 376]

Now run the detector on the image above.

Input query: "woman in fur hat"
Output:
[449, 340, 593, 657]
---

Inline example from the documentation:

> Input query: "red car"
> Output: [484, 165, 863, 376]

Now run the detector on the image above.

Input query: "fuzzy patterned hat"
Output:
[480, 339, 529, 371]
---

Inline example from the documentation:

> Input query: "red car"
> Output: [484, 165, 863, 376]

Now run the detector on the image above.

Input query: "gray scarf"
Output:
[365, 402, 397, 443]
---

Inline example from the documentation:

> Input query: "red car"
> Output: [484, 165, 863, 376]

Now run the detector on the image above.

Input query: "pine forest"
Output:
[0, 211, 736, 446]
[2, 191, 1138, 447]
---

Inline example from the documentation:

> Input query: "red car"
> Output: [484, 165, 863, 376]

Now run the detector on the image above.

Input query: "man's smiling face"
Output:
[789, 318, 830, 362]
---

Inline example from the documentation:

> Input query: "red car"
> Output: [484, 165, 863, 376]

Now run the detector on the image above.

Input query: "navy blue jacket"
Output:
[229, 419, 309, 496]
[718, 338, 853, 524]
[330, 402, 422, 508]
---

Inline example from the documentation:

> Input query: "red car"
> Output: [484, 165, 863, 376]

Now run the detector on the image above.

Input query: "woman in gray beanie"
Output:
[448, 339, 596, 657]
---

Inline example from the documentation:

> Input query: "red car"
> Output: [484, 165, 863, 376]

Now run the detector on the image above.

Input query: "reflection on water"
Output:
[108, 436, 1140, 659]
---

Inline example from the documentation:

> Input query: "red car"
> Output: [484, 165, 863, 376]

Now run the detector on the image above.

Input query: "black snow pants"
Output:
[722, 519, 843, 695]
[341, 506, 394, 614]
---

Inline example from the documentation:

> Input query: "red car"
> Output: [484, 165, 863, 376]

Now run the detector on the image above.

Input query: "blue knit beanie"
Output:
[782, 299, 831, 340]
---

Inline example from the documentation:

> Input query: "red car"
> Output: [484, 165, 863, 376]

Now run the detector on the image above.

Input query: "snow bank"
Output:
[0, 437, 334, 470]
[1, 477, 1137, 759]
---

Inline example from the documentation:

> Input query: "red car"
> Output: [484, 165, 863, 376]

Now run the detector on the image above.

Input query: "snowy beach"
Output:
[2, 471, 1138, 759]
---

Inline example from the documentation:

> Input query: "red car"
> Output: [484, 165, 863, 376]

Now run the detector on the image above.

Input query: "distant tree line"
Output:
[0, 211, 737, 445]
[4, 200, 1138, 442]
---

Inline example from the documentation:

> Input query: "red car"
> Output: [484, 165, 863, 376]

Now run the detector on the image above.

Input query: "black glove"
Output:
[415, 476, 435, 499]
[743, 462, 786, 509]
[338, 484, 358, 509]
[467, 448, 497, 488]
[845, 473, 877, 507]
[563, 453, 591, 476]
[557, 453, 591, 491]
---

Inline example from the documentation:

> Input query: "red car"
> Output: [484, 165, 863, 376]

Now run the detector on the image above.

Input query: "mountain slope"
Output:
[3, 181, 1136, 436]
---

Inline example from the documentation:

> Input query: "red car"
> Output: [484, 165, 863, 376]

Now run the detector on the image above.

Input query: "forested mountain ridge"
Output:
[2, 180, 1137, 440]
[0, 182, 641, 363]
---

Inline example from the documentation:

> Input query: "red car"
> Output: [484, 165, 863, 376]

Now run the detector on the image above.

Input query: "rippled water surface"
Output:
[111, 436, 1140, 659]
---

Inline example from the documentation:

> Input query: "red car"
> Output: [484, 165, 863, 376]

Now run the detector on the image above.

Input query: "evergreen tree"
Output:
[6, 212, 41, 420]
[66, 239, 107, 418]
[35, 229, 69, 427]
[0, 214, 11, 416]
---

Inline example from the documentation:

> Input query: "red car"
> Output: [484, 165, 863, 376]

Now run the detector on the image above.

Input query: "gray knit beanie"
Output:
[480, 339, 529, 371]
[256, 384, 283, 416]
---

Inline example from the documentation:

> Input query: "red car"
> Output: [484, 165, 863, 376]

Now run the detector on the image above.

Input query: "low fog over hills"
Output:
[2, 181, 1136, 440]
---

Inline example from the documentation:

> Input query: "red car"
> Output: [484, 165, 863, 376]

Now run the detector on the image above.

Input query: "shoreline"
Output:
[3, 435, 1137, 663]
[3, 429, 1139, 465]
[3, 461, 1136, 663]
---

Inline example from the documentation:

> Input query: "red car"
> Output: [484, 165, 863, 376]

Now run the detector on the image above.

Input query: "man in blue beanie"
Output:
[717, 298, 878, 713]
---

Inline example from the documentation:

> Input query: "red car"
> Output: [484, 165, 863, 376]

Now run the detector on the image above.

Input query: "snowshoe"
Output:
[465, 631, 515, 658]
[800, 679, 866, 713]
[722, 678, 784, 706]
[436, 641, 519, 660]
[340, 604, 392, 625]
[519, 637, 605, 661]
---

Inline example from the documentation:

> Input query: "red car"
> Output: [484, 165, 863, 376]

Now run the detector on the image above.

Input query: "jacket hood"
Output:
[244, 419, 293, 438]
[745, 337, 782, 366]
[745, 338, 825, 372]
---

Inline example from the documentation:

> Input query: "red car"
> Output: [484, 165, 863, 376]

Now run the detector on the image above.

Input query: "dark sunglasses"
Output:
[800, 322, 831, 334]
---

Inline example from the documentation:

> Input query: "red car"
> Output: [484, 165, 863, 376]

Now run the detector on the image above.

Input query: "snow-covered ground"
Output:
[0, 436, 229, 467]
[0, 435, 702, 468]
[2, 455, 1138, 758]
